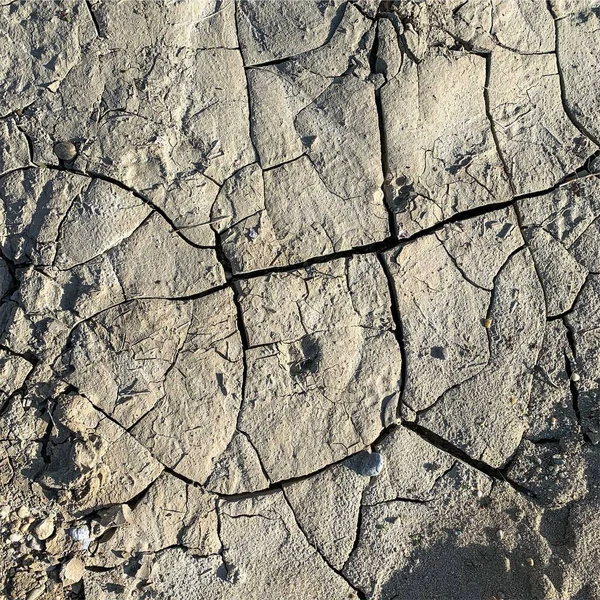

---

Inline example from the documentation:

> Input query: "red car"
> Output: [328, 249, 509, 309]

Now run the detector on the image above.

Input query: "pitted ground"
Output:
[1, 1, 600, 599]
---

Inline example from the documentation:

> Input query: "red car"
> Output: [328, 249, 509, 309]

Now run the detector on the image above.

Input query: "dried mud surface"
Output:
[1, 1, 600, 599]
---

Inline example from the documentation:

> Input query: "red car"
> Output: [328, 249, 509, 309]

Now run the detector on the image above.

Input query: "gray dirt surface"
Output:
[1, 1, 600, 599]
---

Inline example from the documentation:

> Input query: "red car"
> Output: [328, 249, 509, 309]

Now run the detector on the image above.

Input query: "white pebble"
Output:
[69, 525, 91, 549]
[570, 372, 580, 382]
[362, 452, 384, 477]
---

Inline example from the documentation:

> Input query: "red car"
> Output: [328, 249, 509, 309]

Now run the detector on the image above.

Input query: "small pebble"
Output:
[361, 452, 384, 477]
[17, 506, 30, 519]
[34, 518, 55, 541]
[53, 141, 77, 161]
[8, 532, 23, 543]
[526, 557, 535, 567]
[497, 529, 504, 540]
[69, 525, 90, 548]
[61, 557, 85, 585]
[550, 416, 558, 427]
[570, 372, 580, 383]
[0, 505, 10, 519]
[483, 318, 493, 329]
[98, 505, 132, 528]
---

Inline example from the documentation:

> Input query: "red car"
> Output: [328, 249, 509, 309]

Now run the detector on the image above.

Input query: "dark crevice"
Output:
[376, 255, 407, 420]
[45, 165, 214, 251]
[369, 15, 397, 239]
[231, 236, 397, 280]
[84, 0, 101, 38]
[0, 342, 38, 366]
[563, 322, 592, 443]
[214, 437, 387, 502]
[364, 495, 429, 508]
[85, 565, 117, 573]
[242, 55, 290, 70]
[226, 198, 524, 281]
[39, 409, 55, 465]
[401, 422, 536, 499]
[398, 197, 518, 242]
[15, 123, 36, 166]
[214, 228, 233, 281]
[529, 437, 562, 445]
[162, 466, 198, 489]
[261, 153, 307, 173]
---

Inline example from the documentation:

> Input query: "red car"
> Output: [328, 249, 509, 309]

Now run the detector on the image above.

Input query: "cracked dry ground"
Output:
[2, 1, 600, 600]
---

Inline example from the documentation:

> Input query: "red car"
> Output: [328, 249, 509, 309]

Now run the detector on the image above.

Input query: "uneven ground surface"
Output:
[1, 0, 600, 598]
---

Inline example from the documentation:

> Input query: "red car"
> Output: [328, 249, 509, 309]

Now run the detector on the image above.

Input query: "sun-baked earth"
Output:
[1, 1, 600, 599]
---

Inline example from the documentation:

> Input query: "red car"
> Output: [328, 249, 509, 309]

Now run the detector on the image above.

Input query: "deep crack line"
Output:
[45, 164, 216, 252]
[376, 253, 407, 420]
[563, 318, 593, 444]
[369, 18, 398, 239]
[401, 422, 536, 499]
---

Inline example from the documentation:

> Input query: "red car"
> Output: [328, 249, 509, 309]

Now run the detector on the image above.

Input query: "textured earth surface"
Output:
[1, 1, 600, 599]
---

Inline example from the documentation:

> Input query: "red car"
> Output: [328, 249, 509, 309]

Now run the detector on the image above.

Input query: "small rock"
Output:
[61, 557, 85, 585]
[483, 318, 493, 329]
[69, 525, 91, 549]
[17, 506, 30, 519]
[53, 141, 77, 161]
[496, 529, 504, 540]
[570, 372, 580, 382]
[98, 504, 132, 528]
[526, 557, 535, 567]
[34, 518, 55, 541]
[19, 521, 31, 533]
[360, 452, 384, 477]
[8, 532, 23, 543]
[0, 505, 10, 519]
